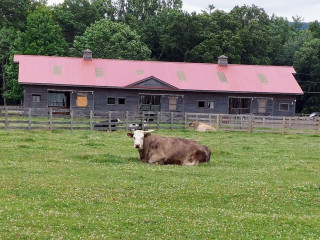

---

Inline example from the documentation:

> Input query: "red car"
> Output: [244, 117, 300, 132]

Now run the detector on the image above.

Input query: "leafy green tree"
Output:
[189, 10, 242, 63]
[52, 0, 111, 44]
[0, 0, 46, 30]
[230, 5, 271, 65]
[0, 27, 22, 105]
[309, 20, 320, 39]
[21, 6, 68, 56]
[267, 17, 295, 65]
[293, 39, 320, 113]
[71, 19, 151, 60]
[282, 30, 313, 66]
[3, 6, 68, 104]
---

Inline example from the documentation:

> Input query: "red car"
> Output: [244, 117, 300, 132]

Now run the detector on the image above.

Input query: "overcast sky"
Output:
[47, 0, 320, 22]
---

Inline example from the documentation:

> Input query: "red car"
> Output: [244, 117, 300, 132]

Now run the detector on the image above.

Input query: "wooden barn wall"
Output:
[22, 85, 298, 116]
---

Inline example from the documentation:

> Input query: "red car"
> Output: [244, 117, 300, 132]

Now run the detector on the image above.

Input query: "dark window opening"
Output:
[229, 98, 251, 114]
[140, 95, 161, 111]
[279, 103, 289, 112]
[198, 101, 205, 108]
[32, 94, 41, 103]
[108, 97, 116, 105]
[118, 98, 126, 105]
[48, 92, 70, 108]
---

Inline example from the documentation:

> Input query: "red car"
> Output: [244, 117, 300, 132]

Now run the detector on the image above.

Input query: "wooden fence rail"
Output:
[0, 107, 319, 135]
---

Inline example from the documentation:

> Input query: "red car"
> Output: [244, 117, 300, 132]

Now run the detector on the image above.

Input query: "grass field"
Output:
[0, 129, 319, 239]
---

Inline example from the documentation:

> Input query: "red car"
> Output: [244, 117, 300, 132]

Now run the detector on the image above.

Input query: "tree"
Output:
[230, 5, 271, 65]
[0, 0, 46, 30]
[309, 20, 320, 39]
[0, 27, 21, 105]
[267, 17, 295, 65]
[71, 19, 151, 60]
[189, 10, 242, 63]
[293, 39, 320, 113]
[52, 0, 111, 44]
[3, 6, 68, 104]
[21, 6, 68, 56]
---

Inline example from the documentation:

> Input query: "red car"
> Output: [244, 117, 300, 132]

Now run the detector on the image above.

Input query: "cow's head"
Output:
[189, 120, 198, 127]
[127, 130, 153, 149]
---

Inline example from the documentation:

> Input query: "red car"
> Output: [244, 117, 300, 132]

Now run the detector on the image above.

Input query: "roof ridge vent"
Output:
[83, 49, 92, 60]
[218, 55, 228, 66]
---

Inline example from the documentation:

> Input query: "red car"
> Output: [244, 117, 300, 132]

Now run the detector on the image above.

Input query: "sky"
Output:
[47, 0, 320, 22]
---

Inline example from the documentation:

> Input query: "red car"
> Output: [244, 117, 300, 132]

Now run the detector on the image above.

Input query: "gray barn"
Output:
[14, 52, 303, 116]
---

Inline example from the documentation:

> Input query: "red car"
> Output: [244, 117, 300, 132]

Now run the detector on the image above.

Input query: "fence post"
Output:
[126, 111, 129, 131]
[281, 117, 286, 134]
[90, 110, 93, 131]
[4, 106, 8, 129]
[318, 119, 320, 135]
[28, 108, 32, 131]
[108, 111, 112, 132]
[157, 112, 160, 130]
[170, 112, 174, 130]
[216, 114, 220, 130]
[141, 112, 145, 130]
[248, 115, 253, 133]
[289, 117, 292, 129]
[49, 108, 53, 130]
[184, 113, 188, 129]
[70, 110, 74, 132]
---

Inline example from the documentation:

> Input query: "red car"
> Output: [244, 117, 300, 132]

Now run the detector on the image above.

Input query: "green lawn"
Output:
[0, 130, 319, 239]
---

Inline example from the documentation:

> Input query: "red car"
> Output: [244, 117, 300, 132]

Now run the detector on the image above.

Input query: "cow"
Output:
[127, 130, 211, 165]
[94, 119, 122, 131]
[189, 120, 216, 132]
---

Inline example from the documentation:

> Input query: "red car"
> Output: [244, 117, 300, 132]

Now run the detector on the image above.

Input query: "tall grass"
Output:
[0, 130, 319, 239]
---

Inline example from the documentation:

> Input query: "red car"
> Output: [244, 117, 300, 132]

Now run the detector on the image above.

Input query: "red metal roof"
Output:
[14, 55, 303, 95]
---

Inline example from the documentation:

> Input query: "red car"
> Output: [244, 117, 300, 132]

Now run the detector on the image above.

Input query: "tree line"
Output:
[1, 0, 320, 113]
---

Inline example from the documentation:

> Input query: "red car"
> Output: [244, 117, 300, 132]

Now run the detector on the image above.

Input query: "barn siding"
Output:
[22, 85, 298, 116]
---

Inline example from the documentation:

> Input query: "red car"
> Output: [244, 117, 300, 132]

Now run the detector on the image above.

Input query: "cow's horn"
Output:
[144, 130, 155, 133]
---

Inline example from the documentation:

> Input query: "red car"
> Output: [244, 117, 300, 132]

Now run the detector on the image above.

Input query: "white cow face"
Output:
[127, 130, 151, 149]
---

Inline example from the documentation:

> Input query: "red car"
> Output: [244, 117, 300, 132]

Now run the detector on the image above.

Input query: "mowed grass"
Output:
[0, 129, 319, 239]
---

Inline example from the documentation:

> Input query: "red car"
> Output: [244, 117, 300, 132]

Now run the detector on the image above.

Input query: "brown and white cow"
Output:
[127, 130, 211, 165]
[189, 120, 216, 132]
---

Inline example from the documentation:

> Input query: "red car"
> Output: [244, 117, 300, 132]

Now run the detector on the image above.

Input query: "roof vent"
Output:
[83, 49, 92, 60]
[218, 55, 228, 66]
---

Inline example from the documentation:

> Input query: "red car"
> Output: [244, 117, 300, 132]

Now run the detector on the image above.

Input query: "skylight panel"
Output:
[217, 72, 227, 82]
[95, 68, 104, 78]
[136, 69, 144, 75]
[258, 74, 268, 84]
[53, 65, 62, 76]
[177, 71, 186, 81]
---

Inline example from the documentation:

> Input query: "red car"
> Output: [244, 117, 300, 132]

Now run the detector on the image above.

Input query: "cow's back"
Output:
[143, 135, 211, 165]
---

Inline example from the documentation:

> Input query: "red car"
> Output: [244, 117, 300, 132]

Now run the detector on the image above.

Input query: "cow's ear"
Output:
[127, 133, 134, 138]
[144, 133, 151, 138]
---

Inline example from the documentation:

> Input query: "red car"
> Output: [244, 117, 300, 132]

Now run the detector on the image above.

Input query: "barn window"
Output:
[107, 97, 116, 105]
[168, 96, 177, 111]
[279, 103, 289, 112]
[208, 101, 215, 109]
[258, 99, 267, 113]
[32, 94, 41, 103]
[229, 98, 251, 114]
[198, 101, 205, 108]
[77, 93, 88, 107]
[139, 94, 161, 111]
[118, 98, 126, 105]
[48, 92, 70, 107]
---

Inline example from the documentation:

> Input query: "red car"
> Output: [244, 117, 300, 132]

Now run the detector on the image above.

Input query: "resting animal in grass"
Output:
[189, 120, 216, 132]
[127, 130, 211, 165]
